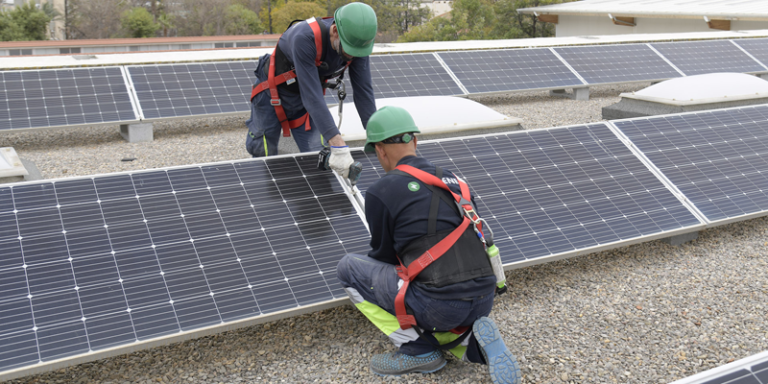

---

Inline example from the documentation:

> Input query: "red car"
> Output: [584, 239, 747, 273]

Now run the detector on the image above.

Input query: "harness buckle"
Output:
[270, 98, 281, 106]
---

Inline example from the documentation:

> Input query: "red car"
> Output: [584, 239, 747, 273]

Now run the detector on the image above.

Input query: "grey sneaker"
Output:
[370, 350, 446, 376]
[473, 317, 522, 384]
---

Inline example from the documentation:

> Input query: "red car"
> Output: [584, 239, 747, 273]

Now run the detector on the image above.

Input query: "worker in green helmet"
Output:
[337, 106, 522, 383]
[246, 2, 377, 180]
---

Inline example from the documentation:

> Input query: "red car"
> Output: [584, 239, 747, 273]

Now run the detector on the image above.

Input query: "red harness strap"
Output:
[250, 18, 347, 138]
[392, 164, 483, 330]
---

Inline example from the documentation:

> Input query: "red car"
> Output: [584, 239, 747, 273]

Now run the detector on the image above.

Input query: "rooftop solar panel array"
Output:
[612, 105, 768, 224]
[353, 124, 702, 266]
[436, 48, 584, 94]
[0, 155, 369, 374]
[0, 67, 138, 131]
[552, 44, 683, 84]
[649, 40, 767, 76]
[2, 38, 768, 134]
[127, 61, 255, 120]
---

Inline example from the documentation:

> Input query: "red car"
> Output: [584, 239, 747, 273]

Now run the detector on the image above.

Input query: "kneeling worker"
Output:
[245, 2, 377, 180]
[337, 106, 522, 383]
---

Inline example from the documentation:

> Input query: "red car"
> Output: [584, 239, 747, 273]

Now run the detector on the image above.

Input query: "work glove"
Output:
[329, 145, 354, 179]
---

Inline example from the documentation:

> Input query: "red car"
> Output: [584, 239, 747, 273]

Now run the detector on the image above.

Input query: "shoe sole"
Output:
[371, 358, 447, 377]
[473, 317, 522, 384]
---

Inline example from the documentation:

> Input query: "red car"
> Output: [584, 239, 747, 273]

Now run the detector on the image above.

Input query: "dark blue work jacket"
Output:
[365, 155, 496, 299]
[255, 17, 377, 140]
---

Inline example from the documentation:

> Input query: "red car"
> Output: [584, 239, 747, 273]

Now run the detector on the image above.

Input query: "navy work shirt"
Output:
[260, 17, 376, 140]
[365, 155, 496, 299]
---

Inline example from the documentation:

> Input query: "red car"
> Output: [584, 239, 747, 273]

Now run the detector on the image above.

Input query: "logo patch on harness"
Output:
[407, 181, 420, 192]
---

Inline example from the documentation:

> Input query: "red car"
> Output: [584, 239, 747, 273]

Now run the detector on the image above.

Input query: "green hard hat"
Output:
[364, 106, 421, 153]
[334, 2, 377, 57]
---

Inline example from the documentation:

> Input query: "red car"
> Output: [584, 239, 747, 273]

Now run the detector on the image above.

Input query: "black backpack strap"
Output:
[427, 167, 443, 235]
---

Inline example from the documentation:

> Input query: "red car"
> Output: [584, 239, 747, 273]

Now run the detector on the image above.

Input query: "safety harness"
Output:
[250, 17, 351, 137]
[391, 164, 491, 349]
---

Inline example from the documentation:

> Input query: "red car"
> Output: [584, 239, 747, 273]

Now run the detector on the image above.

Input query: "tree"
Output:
[66, 0, 130, 39]
[225, 4, 263, 35]
[494, 0, 564, 39]
[399, 0, 494, 42]
[0, 3, 53, 41]
[174, 0, 230, 36]
[122, 7, 160, 38]
[156, 12, 175, 37]
[270, 0, 325, 33]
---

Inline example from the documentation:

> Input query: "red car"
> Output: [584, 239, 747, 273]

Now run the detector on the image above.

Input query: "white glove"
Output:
[329, 145, 354, 179]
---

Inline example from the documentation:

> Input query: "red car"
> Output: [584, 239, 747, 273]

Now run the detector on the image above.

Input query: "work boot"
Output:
[473, 317, 522, 384]
[370, 350, 446, 376]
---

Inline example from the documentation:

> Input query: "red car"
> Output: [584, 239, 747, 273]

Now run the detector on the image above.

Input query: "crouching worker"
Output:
[336, 106, 522, 383]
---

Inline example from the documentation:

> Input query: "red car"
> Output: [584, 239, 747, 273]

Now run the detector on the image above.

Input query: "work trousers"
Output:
[245, 55, 325, 157]
[336, 253, 493, 362]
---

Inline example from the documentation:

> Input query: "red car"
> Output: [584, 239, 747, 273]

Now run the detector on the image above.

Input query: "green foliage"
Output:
[0, 13, 25, 41]
[122, 7, 160, 38]
[156, 12, 176, 37]
[0, 3, 53, 41]
[399, 0, 572, 42]
[270, 0, 326, 32]
[225, 4, 263, 34]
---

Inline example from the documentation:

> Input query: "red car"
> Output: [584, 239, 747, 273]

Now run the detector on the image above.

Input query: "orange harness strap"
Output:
[250, 18, 342, 138]
[391, 164, 482, 330]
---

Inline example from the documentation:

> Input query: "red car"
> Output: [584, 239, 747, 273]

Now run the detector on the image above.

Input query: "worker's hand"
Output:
[329, 145, 354, 179]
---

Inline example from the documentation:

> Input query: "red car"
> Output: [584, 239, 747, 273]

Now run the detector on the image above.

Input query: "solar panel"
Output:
[0, 67, 138, 131]
[612, 105, 768, 224]
[437, 48, 584, 94]
[323, 53, 465, 105]
[669, 351, 768, 384]
[649, 40, 766, 76]
[731, 38, 768, 69]
[127, 61, 255, 120]
[352, 124, 702, 266]
[0, 155, 370, 376]
[553, 44, 683, 84]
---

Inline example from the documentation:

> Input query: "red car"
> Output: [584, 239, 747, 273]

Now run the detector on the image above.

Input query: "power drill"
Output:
[317, 147, 363, 186]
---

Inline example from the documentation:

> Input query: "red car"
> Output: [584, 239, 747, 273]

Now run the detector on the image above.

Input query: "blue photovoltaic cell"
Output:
[128, 61, 255, 119]
[0, 155, 369, 374]
[352, 124, 701, 266]
[0, 67, 137, 130]
[650, 40, 765, 76]
[437, 48, 583, 94]
[731, 38, 768, 70]
[613, 105, 768, 223]
[554, 44, 682, 84]
[323, 53, 464, 105]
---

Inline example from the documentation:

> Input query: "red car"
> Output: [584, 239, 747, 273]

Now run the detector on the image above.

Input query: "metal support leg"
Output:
[120, 123, 154, 142]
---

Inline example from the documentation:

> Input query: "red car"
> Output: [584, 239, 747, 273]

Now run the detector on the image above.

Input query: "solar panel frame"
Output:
[0, 66, 140, 132]
[350, 124, 705, 271]
[668, 351, 768, 384]
[0, 152, 369, 382]
[126, 60, 256, 122]
[553, 43, 684, 84]
[609, 104, 768, 227]
[436, 48, 586, 95]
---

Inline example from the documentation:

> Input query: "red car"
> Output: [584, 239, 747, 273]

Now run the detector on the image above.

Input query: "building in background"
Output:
[518, 0, 768, 37]
[424, 0, 452, 18]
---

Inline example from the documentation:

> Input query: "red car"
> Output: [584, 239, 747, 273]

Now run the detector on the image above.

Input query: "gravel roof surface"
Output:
[3, 83, 768, 384]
